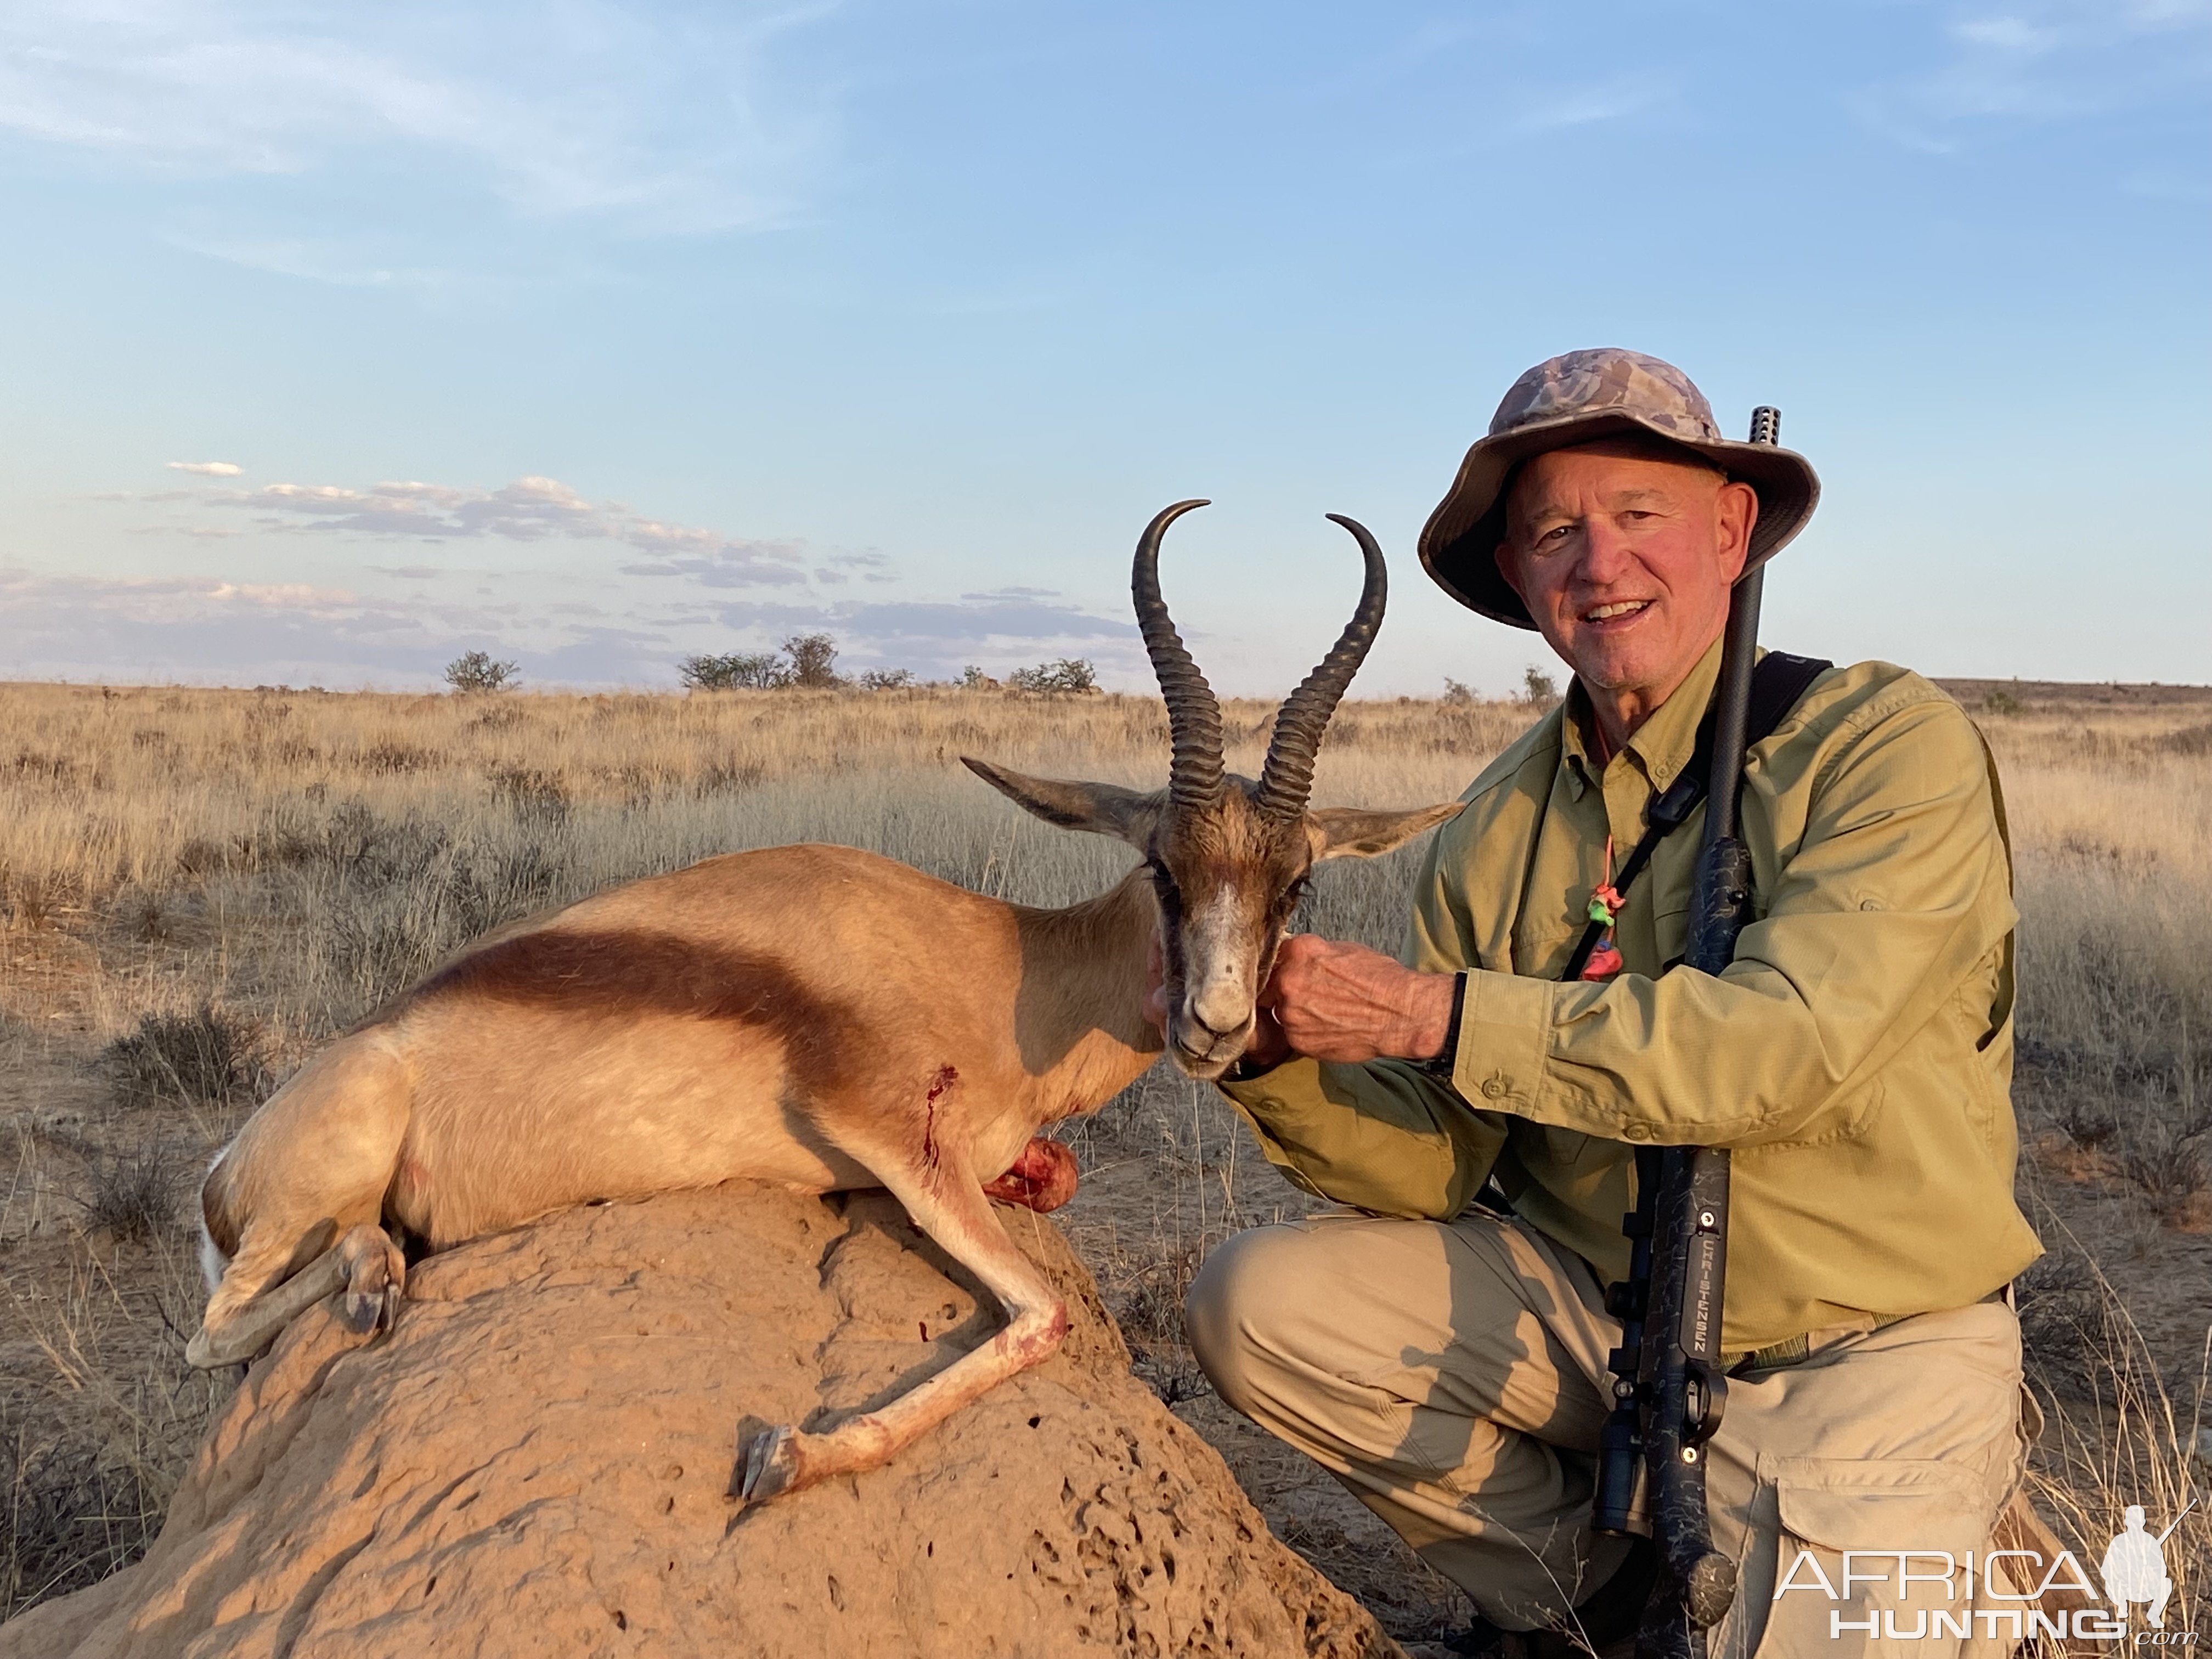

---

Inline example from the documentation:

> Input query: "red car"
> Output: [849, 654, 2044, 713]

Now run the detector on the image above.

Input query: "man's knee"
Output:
[1184, 1222, 1320, 1415]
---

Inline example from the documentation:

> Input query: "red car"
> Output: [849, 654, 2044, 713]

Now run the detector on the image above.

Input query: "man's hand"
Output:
[1141, 928, 1453, 1071]
[1260, 935, 1456, 1065]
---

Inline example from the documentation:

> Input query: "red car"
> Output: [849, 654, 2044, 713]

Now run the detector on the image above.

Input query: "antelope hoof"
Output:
[337, 1224, 405, 1339]
[732, 1424, 805, 1509]
[342, 1282, 403, 1336]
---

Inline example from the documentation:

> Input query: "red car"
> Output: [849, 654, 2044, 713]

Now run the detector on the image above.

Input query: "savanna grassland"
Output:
[1, 677, 2207, 1643]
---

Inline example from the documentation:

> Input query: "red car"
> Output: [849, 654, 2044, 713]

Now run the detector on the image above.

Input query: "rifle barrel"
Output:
[1620, 406, 1784, 1659]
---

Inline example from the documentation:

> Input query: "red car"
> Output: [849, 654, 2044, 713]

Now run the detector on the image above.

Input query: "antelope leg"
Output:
[185, 1246, 350, 1369]
[731, 1159, 1068, 1508]
[186, 1223, 404, 1369]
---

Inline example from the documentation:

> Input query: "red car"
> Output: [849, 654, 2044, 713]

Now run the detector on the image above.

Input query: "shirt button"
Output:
[1480, 1075, 1510, 1101]
[1623, 1122, 1652, 1141]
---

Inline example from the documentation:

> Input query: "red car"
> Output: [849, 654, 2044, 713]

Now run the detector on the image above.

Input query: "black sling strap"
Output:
[1559, 651, 1832, 983]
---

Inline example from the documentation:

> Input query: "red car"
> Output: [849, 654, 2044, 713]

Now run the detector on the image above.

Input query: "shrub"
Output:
[488, 766, 570, 823]
[73, 1141, 184, 1243]
[857, 668, 917, 691]
[1007, 658, 1099, 695]
[781, 633, 842, 689]
[958, 665, 996, 690]
[103, 1006, 269, 1111]
[679, 652, 788, 691]
[1520, 665, 1559, 706]
[0, 1435, 169, 1616]
[1982, 687, 2025, 716]
[444, 651, 520, 695]
[360, 741, 438, 774]
[1441, 678, 1477, 706]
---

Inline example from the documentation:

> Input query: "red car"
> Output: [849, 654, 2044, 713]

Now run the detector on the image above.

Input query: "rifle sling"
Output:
[1559, 652, 1833, 984]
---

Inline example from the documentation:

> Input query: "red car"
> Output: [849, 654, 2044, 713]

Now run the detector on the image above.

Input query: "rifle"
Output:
[1592, 405, 1786, 1659]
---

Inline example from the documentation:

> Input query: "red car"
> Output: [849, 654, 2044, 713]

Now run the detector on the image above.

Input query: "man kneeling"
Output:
[1188, 349, 2039, 1658]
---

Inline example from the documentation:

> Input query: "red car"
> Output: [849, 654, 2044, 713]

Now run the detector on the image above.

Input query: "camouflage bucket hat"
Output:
[1418, 348, 1821, 629]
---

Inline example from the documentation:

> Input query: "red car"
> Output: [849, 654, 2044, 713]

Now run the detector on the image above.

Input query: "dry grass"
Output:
[1, 677, 2207, 1641]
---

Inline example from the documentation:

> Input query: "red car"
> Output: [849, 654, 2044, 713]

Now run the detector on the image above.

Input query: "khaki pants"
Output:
[1186, 1209, 2028, 1657]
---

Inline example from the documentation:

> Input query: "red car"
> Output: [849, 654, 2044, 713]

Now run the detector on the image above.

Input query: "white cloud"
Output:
[168, 233, 452, 288]
[173, 471, 814, 588]
[37, 463, 1137, 687]
[0, 563, 1141, 690]
[0, 1, 840, 235]
[0, 563, 668, 686]
[1853, 1, 2212, 147]
[166, 460, 241, 476]
[1514, 75, 1674, 135]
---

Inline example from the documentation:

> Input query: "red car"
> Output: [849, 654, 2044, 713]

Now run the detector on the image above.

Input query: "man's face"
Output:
[1495, 441, 1757, 702]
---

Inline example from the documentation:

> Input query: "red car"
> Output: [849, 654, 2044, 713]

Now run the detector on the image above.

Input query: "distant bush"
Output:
[782, 633, 842, 689]
[1442, 678, 1477, 706]
[1982, 687, 2025, 716]
[680, 637, 931, 693]
[444, 651, 520, 694]
[679, 652, 789, 691]
[958, 665, 996, 690]
[1007, 658, 1099, 695]
[1520, 665, 1559, 706]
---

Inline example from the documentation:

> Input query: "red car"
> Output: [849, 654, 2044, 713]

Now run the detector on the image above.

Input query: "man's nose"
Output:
[1577, 518, 1638, 585]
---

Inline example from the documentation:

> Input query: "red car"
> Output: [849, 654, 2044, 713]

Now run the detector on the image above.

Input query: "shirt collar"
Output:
[1556, 633, 1728, 799]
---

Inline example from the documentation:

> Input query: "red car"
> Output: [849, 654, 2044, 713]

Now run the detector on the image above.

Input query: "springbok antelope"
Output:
[189, 499, 1459, 1508]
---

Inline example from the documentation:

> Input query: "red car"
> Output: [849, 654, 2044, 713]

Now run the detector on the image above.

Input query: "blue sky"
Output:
[1, 1, 2205, 695]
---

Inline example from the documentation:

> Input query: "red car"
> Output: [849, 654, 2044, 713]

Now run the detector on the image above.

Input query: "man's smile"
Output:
[1579, 598, 1655, 628]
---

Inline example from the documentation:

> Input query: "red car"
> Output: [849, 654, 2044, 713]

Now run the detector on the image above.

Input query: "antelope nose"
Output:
[1186, 989, 1250, 1039]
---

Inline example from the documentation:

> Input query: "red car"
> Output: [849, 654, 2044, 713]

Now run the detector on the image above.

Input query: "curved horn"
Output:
[1133, 499, 1226, 810]
[1254, 514, 1386, 820]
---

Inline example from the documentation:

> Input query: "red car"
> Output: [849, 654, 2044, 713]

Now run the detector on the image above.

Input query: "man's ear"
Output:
[1492, 539, 1527, 606]
[961, 757, 1160, 847]
[1306, 802, 1464, 862]
[1716, 479, 1758, 584]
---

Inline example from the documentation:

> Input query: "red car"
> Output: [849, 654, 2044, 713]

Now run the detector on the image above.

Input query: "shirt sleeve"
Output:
[1217, 812, 1509, 1219]
[1449, 693, 2015, 1147]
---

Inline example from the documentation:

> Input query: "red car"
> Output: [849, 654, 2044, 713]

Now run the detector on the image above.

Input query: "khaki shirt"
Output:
[1221, 637, 2042, 1356]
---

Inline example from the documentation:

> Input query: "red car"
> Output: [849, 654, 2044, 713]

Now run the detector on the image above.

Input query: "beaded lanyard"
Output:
[1581, 834, 1627, 981]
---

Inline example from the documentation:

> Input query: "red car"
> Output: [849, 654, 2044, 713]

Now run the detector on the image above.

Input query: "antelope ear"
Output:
[961, 758, 1161, 847]
[1306, 802, 1464, 861]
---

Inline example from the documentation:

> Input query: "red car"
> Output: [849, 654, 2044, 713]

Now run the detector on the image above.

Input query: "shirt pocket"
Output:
[1727, 1455, 1995, 1659]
